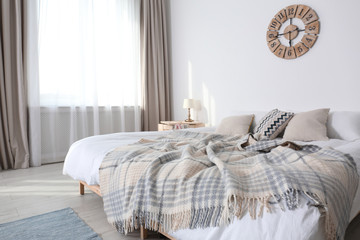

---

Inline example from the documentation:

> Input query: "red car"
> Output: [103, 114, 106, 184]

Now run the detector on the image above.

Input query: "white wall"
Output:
[169, 0, 360, 126]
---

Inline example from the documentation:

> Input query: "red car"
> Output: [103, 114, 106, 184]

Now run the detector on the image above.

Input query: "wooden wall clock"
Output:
[266, 5, 320, 59]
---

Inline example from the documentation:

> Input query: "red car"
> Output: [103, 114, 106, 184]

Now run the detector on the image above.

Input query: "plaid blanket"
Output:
[99, 131, 359, 240]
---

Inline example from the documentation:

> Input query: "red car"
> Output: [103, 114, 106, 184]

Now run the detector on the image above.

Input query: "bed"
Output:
[63, 110, 360, 240]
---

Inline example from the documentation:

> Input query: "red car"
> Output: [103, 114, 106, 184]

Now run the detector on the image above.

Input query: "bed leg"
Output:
[80, 182, 85, 195]
[140, 226, 148, 239]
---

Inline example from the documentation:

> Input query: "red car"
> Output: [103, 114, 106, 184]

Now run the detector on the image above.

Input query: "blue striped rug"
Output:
[0, 208, 101, 240]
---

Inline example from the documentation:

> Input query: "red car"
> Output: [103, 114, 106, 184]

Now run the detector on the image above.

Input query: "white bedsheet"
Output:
[63, 127, 215, 185]
[63, 129, 360, 239]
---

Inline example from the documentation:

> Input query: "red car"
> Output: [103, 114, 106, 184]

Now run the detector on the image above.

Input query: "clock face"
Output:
[266, 5, 320, 59]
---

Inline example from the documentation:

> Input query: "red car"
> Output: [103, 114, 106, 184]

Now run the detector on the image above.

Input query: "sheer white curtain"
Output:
[29, 0, 141, 166]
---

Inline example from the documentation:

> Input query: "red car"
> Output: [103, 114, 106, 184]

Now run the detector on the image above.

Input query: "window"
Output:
[38, 0, 141, 106]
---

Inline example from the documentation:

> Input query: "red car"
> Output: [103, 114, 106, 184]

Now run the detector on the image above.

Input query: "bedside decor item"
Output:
[266, 5, 320, 59]
[183, 98, 196, 122]
[158, 121, 205, 131]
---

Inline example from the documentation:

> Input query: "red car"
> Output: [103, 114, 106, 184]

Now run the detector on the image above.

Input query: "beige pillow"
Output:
[216, 115, 254, 135]
[283, 108, 330, 141]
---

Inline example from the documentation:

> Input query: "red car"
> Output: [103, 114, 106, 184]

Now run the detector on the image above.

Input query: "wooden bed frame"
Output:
[79, 181, 175, 240]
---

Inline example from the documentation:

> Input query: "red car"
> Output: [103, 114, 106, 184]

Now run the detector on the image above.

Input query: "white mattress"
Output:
[63, 128, 360, 239]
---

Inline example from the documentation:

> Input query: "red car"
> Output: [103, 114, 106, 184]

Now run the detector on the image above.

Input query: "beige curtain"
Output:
[140, 0, 171, 131]
[0, 0, 30, 170]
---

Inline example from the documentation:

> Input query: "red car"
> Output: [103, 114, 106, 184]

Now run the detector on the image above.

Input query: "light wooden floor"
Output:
[0, 163, 162, 240]
[0, 163, 359, 240]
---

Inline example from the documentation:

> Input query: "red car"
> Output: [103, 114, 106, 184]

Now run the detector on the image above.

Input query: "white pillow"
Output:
[283, 108, 330, 141]
[215, 115, 254, 135]
[327, 111, 360, 141]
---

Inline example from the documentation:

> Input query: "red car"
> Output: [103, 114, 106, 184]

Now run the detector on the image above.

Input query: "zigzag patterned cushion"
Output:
[254, 109, 294, 140]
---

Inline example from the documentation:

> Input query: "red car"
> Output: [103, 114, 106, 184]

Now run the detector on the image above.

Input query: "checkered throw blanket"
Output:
[99, 131, 358, 240]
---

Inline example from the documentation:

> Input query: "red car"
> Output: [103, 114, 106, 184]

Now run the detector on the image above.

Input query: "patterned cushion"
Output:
[254, 109, 294, 140]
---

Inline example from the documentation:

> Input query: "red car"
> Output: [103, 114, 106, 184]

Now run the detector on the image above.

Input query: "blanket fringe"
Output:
[226, 194, 272, 222]
[113, 190, 336, 240]
[116, 207, 226, 234]
[319, 206, 337, 240]
[116, 195, 274, 234]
